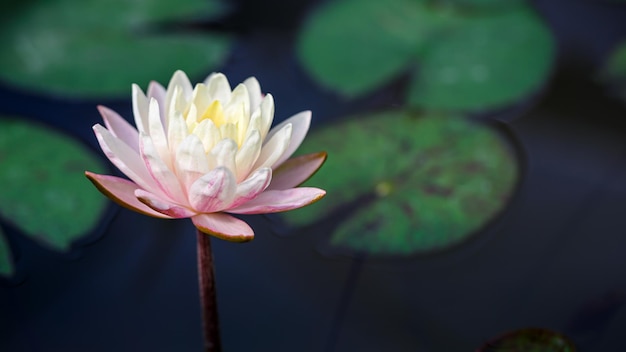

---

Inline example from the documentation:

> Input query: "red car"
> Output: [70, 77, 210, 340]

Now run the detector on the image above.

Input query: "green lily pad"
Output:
[409, 8, 554, 111]
[282, 111, 519, 256]
[297, 0, 554, 112]
[0, 226, 13, 277]
[0, 0, 231, 97]
[477, 328, 576, 351]
[600, 41, 626, 103]
[0, 118, 109, 252]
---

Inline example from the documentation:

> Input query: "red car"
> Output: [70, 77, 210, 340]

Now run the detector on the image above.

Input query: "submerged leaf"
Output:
[282, 111, 520, 256]
[0, 118, 109, 251]
[478, 328, 576, 352]
[0, 0, 231, 97]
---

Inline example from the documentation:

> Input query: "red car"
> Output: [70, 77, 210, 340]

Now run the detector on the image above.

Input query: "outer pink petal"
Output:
[98, 105, 139, 153]
[93, 124, 156, 193]
[135, 189, 196, 218]
[267, 110, 311, 167]
[192, 213, 254, 242]
[267, 152, 327, 191]
[188, 167, 237, 213]
[227, 187, 325, 214]
[85, 171, 171, 218]
[228, 167, 272, 209]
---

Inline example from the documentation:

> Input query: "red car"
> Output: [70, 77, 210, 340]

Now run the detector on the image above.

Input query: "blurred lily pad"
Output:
[282, 111, 520, 256]
[0, 0, 231, 97]
[297, 0, 554, 112]
[0, 118, 108, 253]
[477, 328, 576, 351]
[600, 41, 626, 103]
[0, 226, 13, 277]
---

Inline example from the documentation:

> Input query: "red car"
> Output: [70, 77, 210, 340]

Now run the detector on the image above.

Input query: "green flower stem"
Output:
[197, 230, 222, 352]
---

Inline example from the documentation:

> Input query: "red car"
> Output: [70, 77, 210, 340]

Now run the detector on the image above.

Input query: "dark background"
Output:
[2, 0, 626, 350]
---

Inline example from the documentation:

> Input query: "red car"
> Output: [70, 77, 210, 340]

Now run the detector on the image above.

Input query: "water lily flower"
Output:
[86, 71, 326, 242]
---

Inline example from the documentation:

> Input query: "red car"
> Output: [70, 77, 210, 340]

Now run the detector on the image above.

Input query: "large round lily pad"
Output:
[0, 0, 231, 97]
[297, 0, 554, 112]
[408, 8, 554, 111]
[282, 111, 520, 256]
[0, 118, 109, 253]
[477, 328, 576, 351]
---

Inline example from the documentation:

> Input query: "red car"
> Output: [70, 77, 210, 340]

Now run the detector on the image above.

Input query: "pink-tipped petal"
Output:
[98, 105, 139, 153]
[93, 124, 155, 192]
[228, 167, 272, 209]
[135, 189, 195, 218]
[188, 167, 237, 213]
[192, 213, 254, 242]
[85, 171, 171, 218]
[267, 152, 327, 190]
[228, 187, 325, 214]
[267, 111, 311, 167]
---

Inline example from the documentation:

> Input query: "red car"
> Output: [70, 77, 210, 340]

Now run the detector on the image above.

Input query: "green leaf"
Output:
[477, 328, 576, 352]
[297, 0, 452, 97]
[0, 118, 109, 251]
[0, 226, 13, 277]
[0, 0, 231, 97]
[282, 111, 520, 256]
[297, 0, 554, 112]
[408, 7, 555, 111]
[600, 41, 626, 103]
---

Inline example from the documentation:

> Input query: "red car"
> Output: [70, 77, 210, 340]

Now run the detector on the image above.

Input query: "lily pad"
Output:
[297, 0, 554, 112]
[408, 8, 555, 111]
[0, 117, 109, 252]
[477, 328, 576, 351]
[282, 111, 520, 256]
[600, 41, 626, 103]
[0, 0, 231, 97]
[0, 226, 13, 277]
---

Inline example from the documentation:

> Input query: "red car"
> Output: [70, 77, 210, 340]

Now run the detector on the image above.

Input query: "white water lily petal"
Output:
[98, 105, 139, 153]
[135, 189, 195, 218]
[147, 81, 166, 124]
[175, 134, 210, 190]
[244, 77, 262, 111]
[211, 138, 238, 173]
[148, 98, 170, 167]
[189, 167, 237, 212]
[259, 94, 274, 139]
[139, 133, 185, 203]
[253, 123, 292, 170]
[225, 84, 250, 120]
[167, 110, 188, 155]
[269, 110, 312, 167]
[235, 129, 261, 181]
[205, 73, 231, 103]
[165, 70, 193, 116]
[132, 84, 149, 133]
[193, 118, 221, 154]
[229, 167, 272, 209]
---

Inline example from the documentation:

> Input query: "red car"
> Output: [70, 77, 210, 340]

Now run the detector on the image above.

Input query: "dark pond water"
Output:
[2, 0, 626, 351]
